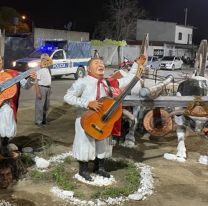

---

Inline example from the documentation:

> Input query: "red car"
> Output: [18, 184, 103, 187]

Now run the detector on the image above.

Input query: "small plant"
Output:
[21, 153, 34, 167]
[92, 187, 129, 199]
[30, 170, 44, 180]
[74, 190, 85, 198]
[38, 135, 53, 158]
[125, 162, 140, 193]
[64, 156, 72, 164]
[92, 160, 140, 199]
[52, 164, 75, 191]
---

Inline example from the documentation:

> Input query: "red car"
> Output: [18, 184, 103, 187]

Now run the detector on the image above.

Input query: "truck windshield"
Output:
[148, 57, 152, 61]
[28, 49, 54, 58]
[162, 56, 174, 61]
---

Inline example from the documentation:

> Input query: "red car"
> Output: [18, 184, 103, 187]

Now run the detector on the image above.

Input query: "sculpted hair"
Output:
[87, 57, 103, 67]
[40, 53, 53, 68]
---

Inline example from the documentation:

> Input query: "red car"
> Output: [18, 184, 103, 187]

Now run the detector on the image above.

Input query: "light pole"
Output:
[13, 17, 19, 33]
[184, 8, 188, 26]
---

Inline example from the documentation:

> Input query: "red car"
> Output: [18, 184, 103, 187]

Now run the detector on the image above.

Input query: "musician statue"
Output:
[0, 55, 36, 159]
[35, 53, 53, 127]
[64, 56, 146, 181]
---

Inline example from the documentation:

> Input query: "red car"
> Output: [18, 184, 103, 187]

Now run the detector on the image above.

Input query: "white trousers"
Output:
[72, 118, 113, 161]
[0, 104, 16, 139]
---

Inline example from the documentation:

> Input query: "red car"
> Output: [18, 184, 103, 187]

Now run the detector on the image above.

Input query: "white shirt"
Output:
[64, 62, 138, 109]
[37, 67, 51, 86]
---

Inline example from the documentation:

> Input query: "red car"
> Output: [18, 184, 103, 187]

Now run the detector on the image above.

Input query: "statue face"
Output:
[88, 59, 105, 79]
[0, 167, 13, 189]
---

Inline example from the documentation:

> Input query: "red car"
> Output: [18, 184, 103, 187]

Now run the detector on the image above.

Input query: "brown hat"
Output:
[40, 53, 53, 68]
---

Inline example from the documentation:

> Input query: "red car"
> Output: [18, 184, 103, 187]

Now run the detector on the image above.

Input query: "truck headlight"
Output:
[12, 61, 16, 67]
[28, 62, 39, 68]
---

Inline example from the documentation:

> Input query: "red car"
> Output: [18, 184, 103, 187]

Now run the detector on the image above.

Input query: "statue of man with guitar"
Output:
[0, 55, 37, 160]
[64, 55, 146, 181]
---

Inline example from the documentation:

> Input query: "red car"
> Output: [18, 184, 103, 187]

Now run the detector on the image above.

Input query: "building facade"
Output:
[136, 19, 195, 59]
[33, 28, 90, 48]
[136, 19, 193, 45]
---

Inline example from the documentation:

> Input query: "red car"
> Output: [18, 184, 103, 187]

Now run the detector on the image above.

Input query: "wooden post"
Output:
[194, 39, 207, 77]
[123, 95, 208, 107]
[139, 75, 174, 98]
[0, 29, 5, 57]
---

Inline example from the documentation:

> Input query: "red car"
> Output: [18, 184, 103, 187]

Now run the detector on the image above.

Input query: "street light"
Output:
[22, 15, 26, 20]
[21, 15, 34, 33]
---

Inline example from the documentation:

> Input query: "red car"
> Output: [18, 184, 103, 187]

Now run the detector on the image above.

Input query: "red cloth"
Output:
[5, 69, 20, 122]
[96, 79, 104, 100]
[105, 78, 122, 137]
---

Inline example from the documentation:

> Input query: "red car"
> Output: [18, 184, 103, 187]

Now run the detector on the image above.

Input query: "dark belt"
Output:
[39, 85, 51, 88]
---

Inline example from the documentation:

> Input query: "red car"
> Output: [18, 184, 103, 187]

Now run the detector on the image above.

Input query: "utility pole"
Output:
[13, 17, 19, 33]
[184, 8, 188, 26]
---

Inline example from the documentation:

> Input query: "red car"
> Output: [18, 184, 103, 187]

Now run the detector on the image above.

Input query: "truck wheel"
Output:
[74, 67, 85, 79]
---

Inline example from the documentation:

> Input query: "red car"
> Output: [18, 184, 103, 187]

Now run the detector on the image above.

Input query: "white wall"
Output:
[92, 44, 193, 65]
[175, 25, 193, 44]
[34, 28, 89, 48]
[136, 19, 175, 42]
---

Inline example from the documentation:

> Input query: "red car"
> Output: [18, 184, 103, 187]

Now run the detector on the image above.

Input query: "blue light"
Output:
[39, 44, 56, 53]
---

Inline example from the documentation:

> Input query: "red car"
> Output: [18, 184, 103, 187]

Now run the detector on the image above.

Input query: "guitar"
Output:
[0, 71, 18, 106]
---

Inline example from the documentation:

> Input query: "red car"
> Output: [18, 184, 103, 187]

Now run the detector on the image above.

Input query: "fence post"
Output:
[0, 29, 5, 57]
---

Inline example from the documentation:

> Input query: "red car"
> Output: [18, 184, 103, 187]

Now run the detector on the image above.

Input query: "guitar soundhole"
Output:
[91, 124, 103, 134]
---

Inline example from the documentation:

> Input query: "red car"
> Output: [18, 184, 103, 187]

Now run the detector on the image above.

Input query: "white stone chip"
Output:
[198, 155, 208, 165]
[0, 200, 14, 206]
[48, 152, 73, 163]
[74, 173, 116, 186]
[164, 153, 186, 162]
[34, 156, 50, 169]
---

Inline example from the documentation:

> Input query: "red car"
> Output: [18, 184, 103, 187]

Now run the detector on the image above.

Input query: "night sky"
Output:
[0, 0, 207, 43]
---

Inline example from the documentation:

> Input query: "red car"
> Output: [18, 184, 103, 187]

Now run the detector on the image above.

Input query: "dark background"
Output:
[0, 0, 207, 43]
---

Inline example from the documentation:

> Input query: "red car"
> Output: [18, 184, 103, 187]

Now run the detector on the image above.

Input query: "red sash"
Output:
[106, 78, 122, 137]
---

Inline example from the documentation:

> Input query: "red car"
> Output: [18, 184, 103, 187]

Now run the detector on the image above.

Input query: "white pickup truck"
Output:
[12, 41, 91, 79]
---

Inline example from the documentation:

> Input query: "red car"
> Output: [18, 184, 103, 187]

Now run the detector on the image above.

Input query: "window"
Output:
[53, 51, 64, 59]
[188, 34, 192, 44]
[153, 57, 158, 61]
[178, 32, 182, 40]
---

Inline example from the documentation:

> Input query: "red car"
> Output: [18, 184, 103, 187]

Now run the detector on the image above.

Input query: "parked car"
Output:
[159, 56, 183, 70]
[146, 56, 160, 69]
[119, 57, 133, 71]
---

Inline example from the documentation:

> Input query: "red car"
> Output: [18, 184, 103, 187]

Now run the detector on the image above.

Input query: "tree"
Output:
[0, 7, 29, 33]
[93, 0, 148, 41]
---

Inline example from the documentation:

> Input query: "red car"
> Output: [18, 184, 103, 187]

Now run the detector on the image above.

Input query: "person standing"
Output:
[35, 53, 53, 127]
[0, 55, 36, 158]
[64, 56, 145, 181]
